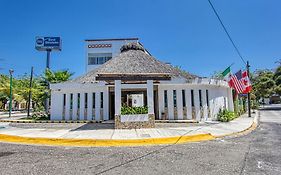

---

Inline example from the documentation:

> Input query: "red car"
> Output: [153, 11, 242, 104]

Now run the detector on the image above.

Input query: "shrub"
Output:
[29, 105, 50, 120]
[121, 106, 148, 115]
[217, 109, 236, 122]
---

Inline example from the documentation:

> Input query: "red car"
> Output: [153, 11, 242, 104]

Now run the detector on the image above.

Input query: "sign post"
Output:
[35, 37, 62, 113]
[27, 67, 33, 117]
[9, 69, 14, 118]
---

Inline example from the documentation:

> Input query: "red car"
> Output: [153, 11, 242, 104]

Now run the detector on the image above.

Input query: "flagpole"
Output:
[246, 61, 251, 117]
[228, 62, 235, 68]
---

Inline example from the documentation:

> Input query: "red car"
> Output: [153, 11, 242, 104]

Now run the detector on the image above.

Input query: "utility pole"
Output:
[9, 69, 14, 118]
[27, 67, 34, 117]
[45, 49, 51, 113]
[246, 61, 251, 117]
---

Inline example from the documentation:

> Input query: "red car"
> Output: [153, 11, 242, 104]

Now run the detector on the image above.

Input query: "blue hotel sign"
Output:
[35, 37, 62, 51]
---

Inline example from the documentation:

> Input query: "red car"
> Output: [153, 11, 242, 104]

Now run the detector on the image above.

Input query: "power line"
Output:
[208, 0, 247, 65]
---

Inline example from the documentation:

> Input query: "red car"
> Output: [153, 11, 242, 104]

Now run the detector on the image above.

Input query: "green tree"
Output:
[16, 75, 46, 108]
[210, 71, 224, 79]
[252, 69, 276, 101]
[273, 65, 281, 95]
[43, 69, 73, 84]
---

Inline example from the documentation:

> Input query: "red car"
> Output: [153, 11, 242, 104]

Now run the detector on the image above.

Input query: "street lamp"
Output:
[9, 69, 14, 118]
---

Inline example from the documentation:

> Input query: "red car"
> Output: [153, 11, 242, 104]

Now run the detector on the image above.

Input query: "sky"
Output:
[0, 0, 281, 78]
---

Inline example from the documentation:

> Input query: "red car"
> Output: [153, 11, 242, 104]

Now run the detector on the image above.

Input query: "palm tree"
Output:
[43, 69, 74, 84]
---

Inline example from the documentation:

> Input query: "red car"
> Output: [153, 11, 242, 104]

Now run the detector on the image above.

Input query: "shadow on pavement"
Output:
[259, 106, 281, 111]
[71, 123, 115, 131]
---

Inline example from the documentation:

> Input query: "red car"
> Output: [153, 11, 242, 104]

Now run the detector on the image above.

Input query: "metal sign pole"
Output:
[45, 49, 51, 113]
[9, 69, 13, 118]
[27, 67, 34, 117]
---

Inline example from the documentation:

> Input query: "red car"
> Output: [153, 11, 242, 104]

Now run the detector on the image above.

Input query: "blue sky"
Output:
[0, 0, 281, 78]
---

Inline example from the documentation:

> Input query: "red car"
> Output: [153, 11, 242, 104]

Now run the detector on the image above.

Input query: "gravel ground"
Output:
[0, 105, 280, 175]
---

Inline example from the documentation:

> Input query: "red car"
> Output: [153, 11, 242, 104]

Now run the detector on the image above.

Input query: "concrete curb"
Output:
[215, 111, 259, 138]
[0, 133, 215, 147]
[0, 112, 259, 147]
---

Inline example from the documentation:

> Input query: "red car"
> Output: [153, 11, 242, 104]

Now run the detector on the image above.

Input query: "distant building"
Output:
[50, 39, 234, 129]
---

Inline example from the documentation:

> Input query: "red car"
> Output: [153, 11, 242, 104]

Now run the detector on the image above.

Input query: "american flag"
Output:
[229, 70, 246, 94]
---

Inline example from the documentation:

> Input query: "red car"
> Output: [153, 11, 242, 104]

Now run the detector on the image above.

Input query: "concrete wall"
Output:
[50, 82, 109, 121]
[158, 79, 234, 121]
[50, 79, 233, 122]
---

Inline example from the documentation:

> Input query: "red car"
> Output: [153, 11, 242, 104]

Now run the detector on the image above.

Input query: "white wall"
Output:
[50, 82, 108, 121]
[50, 79, 233, 122]
[158, 79, 233, 121]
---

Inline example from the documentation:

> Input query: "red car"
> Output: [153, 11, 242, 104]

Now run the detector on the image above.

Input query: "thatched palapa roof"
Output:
[70, 42, 197, 83]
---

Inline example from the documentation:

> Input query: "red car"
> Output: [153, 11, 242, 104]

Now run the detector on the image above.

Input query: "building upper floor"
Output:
[85, 38, 139, 72]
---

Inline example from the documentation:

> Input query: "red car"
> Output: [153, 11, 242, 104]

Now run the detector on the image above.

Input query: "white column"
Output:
[194, 89, 201, 121]
[95, 91, 101, 121]
[176, 89, 183, 120]
[65, 93, 71, 120]
[227, 88, 234, 112]
[72, 93, 78, 120]
[87, 92, 93, 120]
[186, 89, 192, 120]
[167, 89, 174, 120]
[50, 91, 63, 120]
[158, 89, 164, 119]
[103, 89, 109, 120]
[79, 93, 85, 120]
[202, 89, 208, 121]
[115, 80, 121, 116]
[147, 80, 154, 114]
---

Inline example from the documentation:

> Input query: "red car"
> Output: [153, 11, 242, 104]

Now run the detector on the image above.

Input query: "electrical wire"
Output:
[208, 0, 247, 65]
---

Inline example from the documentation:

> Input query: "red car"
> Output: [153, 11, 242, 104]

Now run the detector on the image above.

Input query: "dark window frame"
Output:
[191, 90, 195, 107]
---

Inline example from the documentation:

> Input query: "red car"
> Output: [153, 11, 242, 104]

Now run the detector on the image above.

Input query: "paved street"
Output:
[0, 105, 280, 175]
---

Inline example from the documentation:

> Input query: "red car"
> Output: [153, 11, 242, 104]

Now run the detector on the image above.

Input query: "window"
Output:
[173, 90, 177, 107]
[100, 92, 103, 108]
[92, 93, 95, 108]
[63, 94, 66, 107]
[199, 90, 202, 107]
[88, 53, 112, 65]
[164, 90, 168, 108]
[191, 90, 194, 107]
[70, 94, 73, 109]
[206, 90, 209, 107]
[77, 93, 80, 109]
[182, 90, 186, 107]
[85, 93, 88, 108]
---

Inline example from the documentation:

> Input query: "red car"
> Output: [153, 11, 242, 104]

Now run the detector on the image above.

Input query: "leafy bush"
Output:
[29, 105, 50, 120]
[217, 109, 236, 122]
[121, 106, 148, 115]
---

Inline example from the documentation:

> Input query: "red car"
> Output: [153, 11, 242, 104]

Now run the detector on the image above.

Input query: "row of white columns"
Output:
[51, 90, 109, 121]
[158, 88, 210, 121]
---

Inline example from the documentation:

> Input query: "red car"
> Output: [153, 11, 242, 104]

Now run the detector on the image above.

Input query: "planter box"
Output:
[115, 114, 155, 129]
[120, 114, 149, 123]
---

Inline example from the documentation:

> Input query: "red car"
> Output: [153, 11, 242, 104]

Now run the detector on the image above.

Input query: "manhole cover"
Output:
[140, 134, 151, 138]
[0, 152, 14, 157]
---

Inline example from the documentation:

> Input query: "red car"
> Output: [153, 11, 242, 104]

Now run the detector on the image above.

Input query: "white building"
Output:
[50, 39, 234, 128]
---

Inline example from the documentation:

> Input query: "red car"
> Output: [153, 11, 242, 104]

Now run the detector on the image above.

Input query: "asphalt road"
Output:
[0, 105, 280, 175]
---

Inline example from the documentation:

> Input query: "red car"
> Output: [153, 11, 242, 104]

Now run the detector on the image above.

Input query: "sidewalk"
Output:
[0, 112, 258, 147]
[0, 111, 27, 120]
